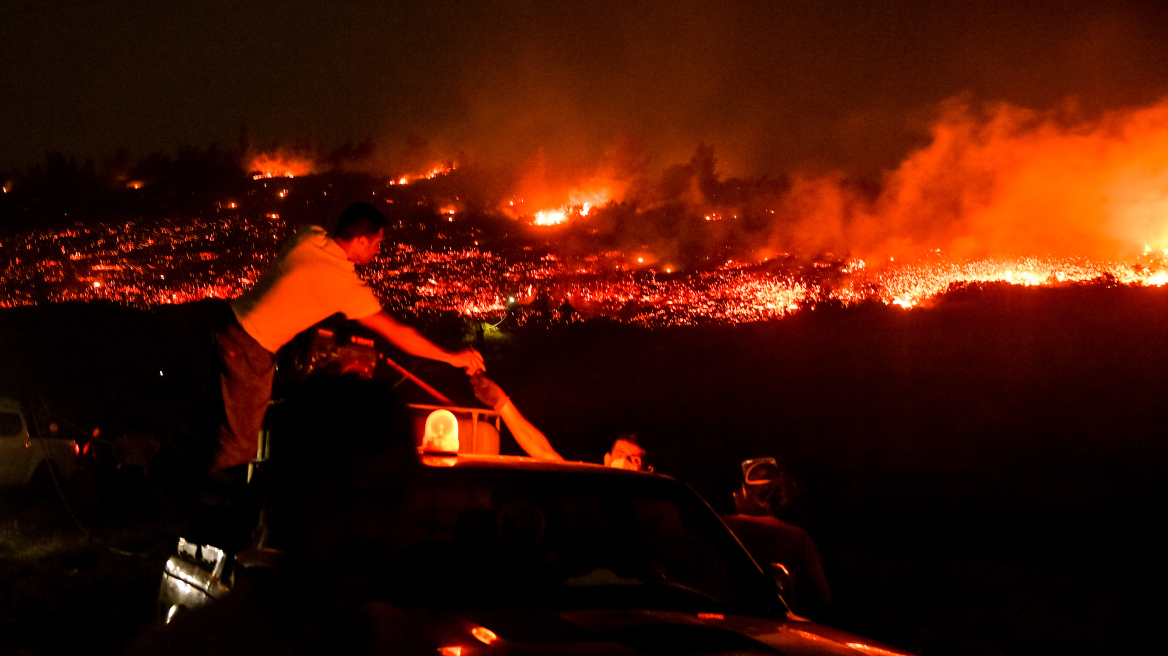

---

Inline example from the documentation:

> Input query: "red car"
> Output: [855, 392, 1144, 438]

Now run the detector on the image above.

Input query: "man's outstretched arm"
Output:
[498, 401, 563, 461]
[472, 374, 563, 461]
[357, 310, 484, 374]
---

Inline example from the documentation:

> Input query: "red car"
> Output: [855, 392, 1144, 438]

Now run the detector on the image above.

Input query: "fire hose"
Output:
[380, 354, 455, 405]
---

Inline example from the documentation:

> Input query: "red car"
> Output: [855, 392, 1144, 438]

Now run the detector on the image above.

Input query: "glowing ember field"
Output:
[844, 255, 1168, 309]
[375, 250, 1168, 326]
[4, 215, 1168, 327]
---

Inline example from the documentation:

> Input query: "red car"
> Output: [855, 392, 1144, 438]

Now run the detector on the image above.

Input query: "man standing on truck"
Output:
[213, 202, 484, 471]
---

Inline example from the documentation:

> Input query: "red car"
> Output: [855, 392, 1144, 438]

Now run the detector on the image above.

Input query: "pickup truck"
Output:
[159, 454, 915, 656]
[0, 396, 77, 487]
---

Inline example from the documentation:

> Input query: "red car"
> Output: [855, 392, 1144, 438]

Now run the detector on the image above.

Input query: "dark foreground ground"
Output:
[2, 283, 1166, 655]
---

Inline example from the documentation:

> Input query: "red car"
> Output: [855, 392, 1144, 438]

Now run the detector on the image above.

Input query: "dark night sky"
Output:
[4, 0, 1168, 177]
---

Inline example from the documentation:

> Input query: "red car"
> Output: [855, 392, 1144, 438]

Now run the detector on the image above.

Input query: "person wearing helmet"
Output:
[722, 457, 832, 621]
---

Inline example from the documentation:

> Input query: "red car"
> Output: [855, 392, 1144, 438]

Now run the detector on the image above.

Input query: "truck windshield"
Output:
[378, 466, 775, 614]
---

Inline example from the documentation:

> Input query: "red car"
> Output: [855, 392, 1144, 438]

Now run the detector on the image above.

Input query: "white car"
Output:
[0, 396, 76, 487]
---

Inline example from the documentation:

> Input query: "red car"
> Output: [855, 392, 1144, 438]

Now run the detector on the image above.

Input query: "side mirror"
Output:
[231, 546, 281, 590]
[767, 561, 793, 601]
[235, 546, 281, 571]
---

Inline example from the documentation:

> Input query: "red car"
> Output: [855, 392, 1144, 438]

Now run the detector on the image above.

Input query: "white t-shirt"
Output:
[231, 225, 383, 353]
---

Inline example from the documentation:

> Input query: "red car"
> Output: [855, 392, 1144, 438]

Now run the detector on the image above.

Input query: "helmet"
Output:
[735, 457, 798, 515]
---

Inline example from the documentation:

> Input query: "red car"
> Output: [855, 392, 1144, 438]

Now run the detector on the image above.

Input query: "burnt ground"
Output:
[2, 284, 1167, 655]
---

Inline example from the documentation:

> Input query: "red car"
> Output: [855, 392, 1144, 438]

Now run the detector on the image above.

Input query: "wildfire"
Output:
[13, 93, 1168, 329]
[859, 254, 1168, 309]
[8, 214, 1168, 326]
[566, 187, 609, 214]
[529, 189, 611, 227]
[503, 156, 617, 228]
[250, 153, 314, 179]
[390, 163, 456, 185]
[533, 209, 568, 226]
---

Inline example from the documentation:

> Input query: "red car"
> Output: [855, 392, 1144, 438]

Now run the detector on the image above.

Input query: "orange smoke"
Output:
[526, 96, 1168, 272]
[819, 97, 1168, 261]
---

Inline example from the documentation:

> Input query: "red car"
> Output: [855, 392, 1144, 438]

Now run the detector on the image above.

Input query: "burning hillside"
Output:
[6, 95, 1168, 324]
[497, 97, 1168, 267]
[485, 95, 1168, 311]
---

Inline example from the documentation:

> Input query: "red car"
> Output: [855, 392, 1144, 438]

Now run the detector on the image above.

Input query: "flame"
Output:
[390, 163, 455, 185]
[249, 152, 314, 179]
[567, 187, 611, 214]
[533, 209, 568, 226]
[527, 187, 613, 226]
[506, 148, 620, 226]
[858, 254, 1168, 309]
